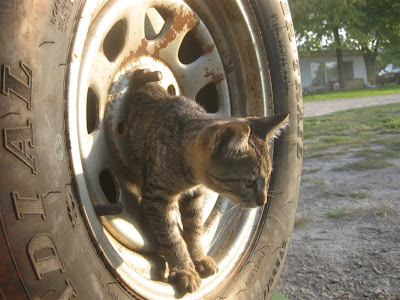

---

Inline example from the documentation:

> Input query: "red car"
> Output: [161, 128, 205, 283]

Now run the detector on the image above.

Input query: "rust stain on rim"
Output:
[204, 66, 224, 85]
[153, 4, 198, 57]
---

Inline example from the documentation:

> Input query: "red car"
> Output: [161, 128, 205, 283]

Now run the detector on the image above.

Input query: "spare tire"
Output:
[0, 0, 302, 299]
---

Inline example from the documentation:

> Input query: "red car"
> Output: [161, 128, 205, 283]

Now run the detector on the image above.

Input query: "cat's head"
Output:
[195, 113, 289, 208]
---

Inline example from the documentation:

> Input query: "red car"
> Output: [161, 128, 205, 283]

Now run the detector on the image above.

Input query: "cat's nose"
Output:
[255, 179, 267, 206]
[256, 196, 266, 206]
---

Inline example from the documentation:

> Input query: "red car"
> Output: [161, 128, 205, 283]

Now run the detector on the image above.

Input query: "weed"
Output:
[382, 116, 400, 132]
[372, 198, 395, 219]
[324, 208, 347, 219]
[349, 191, 371, 199]
[333, 159, 393, 172]
[324, 207, 364, 219]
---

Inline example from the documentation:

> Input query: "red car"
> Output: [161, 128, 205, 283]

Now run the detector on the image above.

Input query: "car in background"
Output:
[376, 63, 400, 85]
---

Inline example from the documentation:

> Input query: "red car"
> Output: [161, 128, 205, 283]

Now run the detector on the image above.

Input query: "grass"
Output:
[324, 207, 364, 219]
[349, 191, 371, 199]
[333, 159, 393, 172]
[272, 292, 289, 300]
[323, 199, 396, 221]
[304, 84, 400, 102]
[304, 103, 400, 161]
[375, 139, 400, 153]
[372, 198, 395, 219]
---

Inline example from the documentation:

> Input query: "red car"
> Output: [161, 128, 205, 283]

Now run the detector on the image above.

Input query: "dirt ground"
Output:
[276, 148, 400, 299]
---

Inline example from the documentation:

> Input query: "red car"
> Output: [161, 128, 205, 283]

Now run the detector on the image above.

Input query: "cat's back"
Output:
[127, 83, 205, 119]
[126, 83, 206, 186]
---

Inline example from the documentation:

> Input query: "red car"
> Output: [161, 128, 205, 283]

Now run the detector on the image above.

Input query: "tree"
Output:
[289, 0, 400, 86]
[288, 0, 358, 89]
[348, 1, 400, 83]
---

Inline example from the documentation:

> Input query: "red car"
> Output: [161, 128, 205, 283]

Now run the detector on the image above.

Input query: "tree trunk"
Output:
[362, 43, 379, 85]
[333, 26, 345, 90]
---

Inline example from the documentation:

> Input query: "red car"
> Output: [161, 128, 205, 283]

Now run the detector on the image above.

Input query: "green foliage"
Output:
[289, 0, 362, 52]
[289, 0, 400, 81]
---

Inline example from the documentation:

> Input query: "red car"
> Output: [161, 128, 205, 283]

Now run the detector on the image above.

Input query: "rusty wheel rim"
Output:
[67, 0, 271, 298]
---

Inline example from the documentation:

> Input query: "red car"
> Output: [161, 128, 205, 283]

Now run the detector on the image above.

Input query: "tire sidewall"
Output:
[215, 0, 303, 299]
[0, 1, 134, 299]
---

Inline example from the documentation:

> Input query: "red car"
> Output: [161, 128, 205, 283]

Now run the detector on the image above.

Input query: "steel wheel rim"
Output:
[67, 0, 272, 298]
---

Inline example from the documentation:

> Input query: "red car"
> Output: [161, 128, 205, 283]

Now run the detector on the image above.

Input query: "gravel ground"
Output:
[277, 152, 400, 299]
[277, 97, 400, 299]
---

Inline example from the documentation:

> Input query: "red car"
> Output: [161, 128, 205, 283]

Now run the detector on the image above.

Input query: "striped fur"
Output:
[126, 80, 289, 293]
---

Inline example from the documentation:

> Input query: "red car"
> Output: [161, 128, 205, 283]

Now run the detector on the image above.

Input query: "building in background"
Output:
[299, 50, 368, 93]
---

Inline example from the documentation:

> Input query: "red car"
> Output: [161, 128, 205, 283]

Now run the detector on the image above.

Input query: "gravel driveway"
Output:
[304, 93, 400, 117]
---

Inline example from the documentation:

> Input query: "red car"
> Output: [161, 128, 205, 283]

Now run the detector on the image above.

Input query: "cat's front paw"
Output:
[194, 256, 218, 278]
[169, 267, 201, 293]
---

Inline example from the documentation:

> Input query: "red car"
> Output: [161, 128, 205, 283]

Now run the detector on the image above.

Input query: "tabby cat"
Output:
[126, 70, 289, 294]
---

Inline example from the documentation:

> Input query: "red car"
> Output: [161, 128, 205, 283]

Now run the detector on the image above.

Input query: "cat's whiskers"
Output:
[225, 202, 243, 215]
[267, 190, 283, 198]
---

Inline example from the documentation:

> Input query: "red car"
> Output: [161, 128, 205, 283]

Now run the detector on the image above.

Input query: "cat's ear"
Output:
[211, 122, 250, 154]
[248, 113, 290, 141]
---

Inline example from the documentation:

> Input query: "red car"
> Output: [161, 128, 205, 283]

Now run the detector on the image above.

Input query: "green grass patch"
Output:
[304, 103, 400, 158]
[356, 148, 400, 160]
[349, 191, 371, 199]
[324, 207, 364, 219]
[272, 292, 289, 300]
[304, 84, 400, 102]
[333, 159, 393, 172]
[375, 139, 400, 153]
[305, 103, 400, 139]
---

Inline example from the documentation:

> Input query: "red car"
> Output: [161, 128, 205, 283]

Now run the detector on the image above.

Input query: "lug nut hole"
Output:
[167, 85, 176, 96]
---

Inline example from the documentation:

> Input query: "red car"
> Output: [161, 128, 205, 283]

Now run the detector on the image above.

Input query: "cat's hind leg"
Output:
[180, 187, 219, 278]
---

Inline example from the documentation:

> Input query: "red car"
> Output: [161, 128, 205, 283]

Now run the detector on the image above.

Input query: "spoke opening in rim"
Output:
[103, 20, 126, 62]
[196, 82, 219, 113]
[145, 7, 167, 40]
[99, 169, 120, 204]
[178, 30, 202, 65]
[86, 87, 99, 134]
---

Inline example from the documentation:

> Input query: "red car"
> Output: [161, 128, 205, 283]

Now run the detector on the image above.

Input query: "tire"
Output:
[0, 0, 302, 299]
